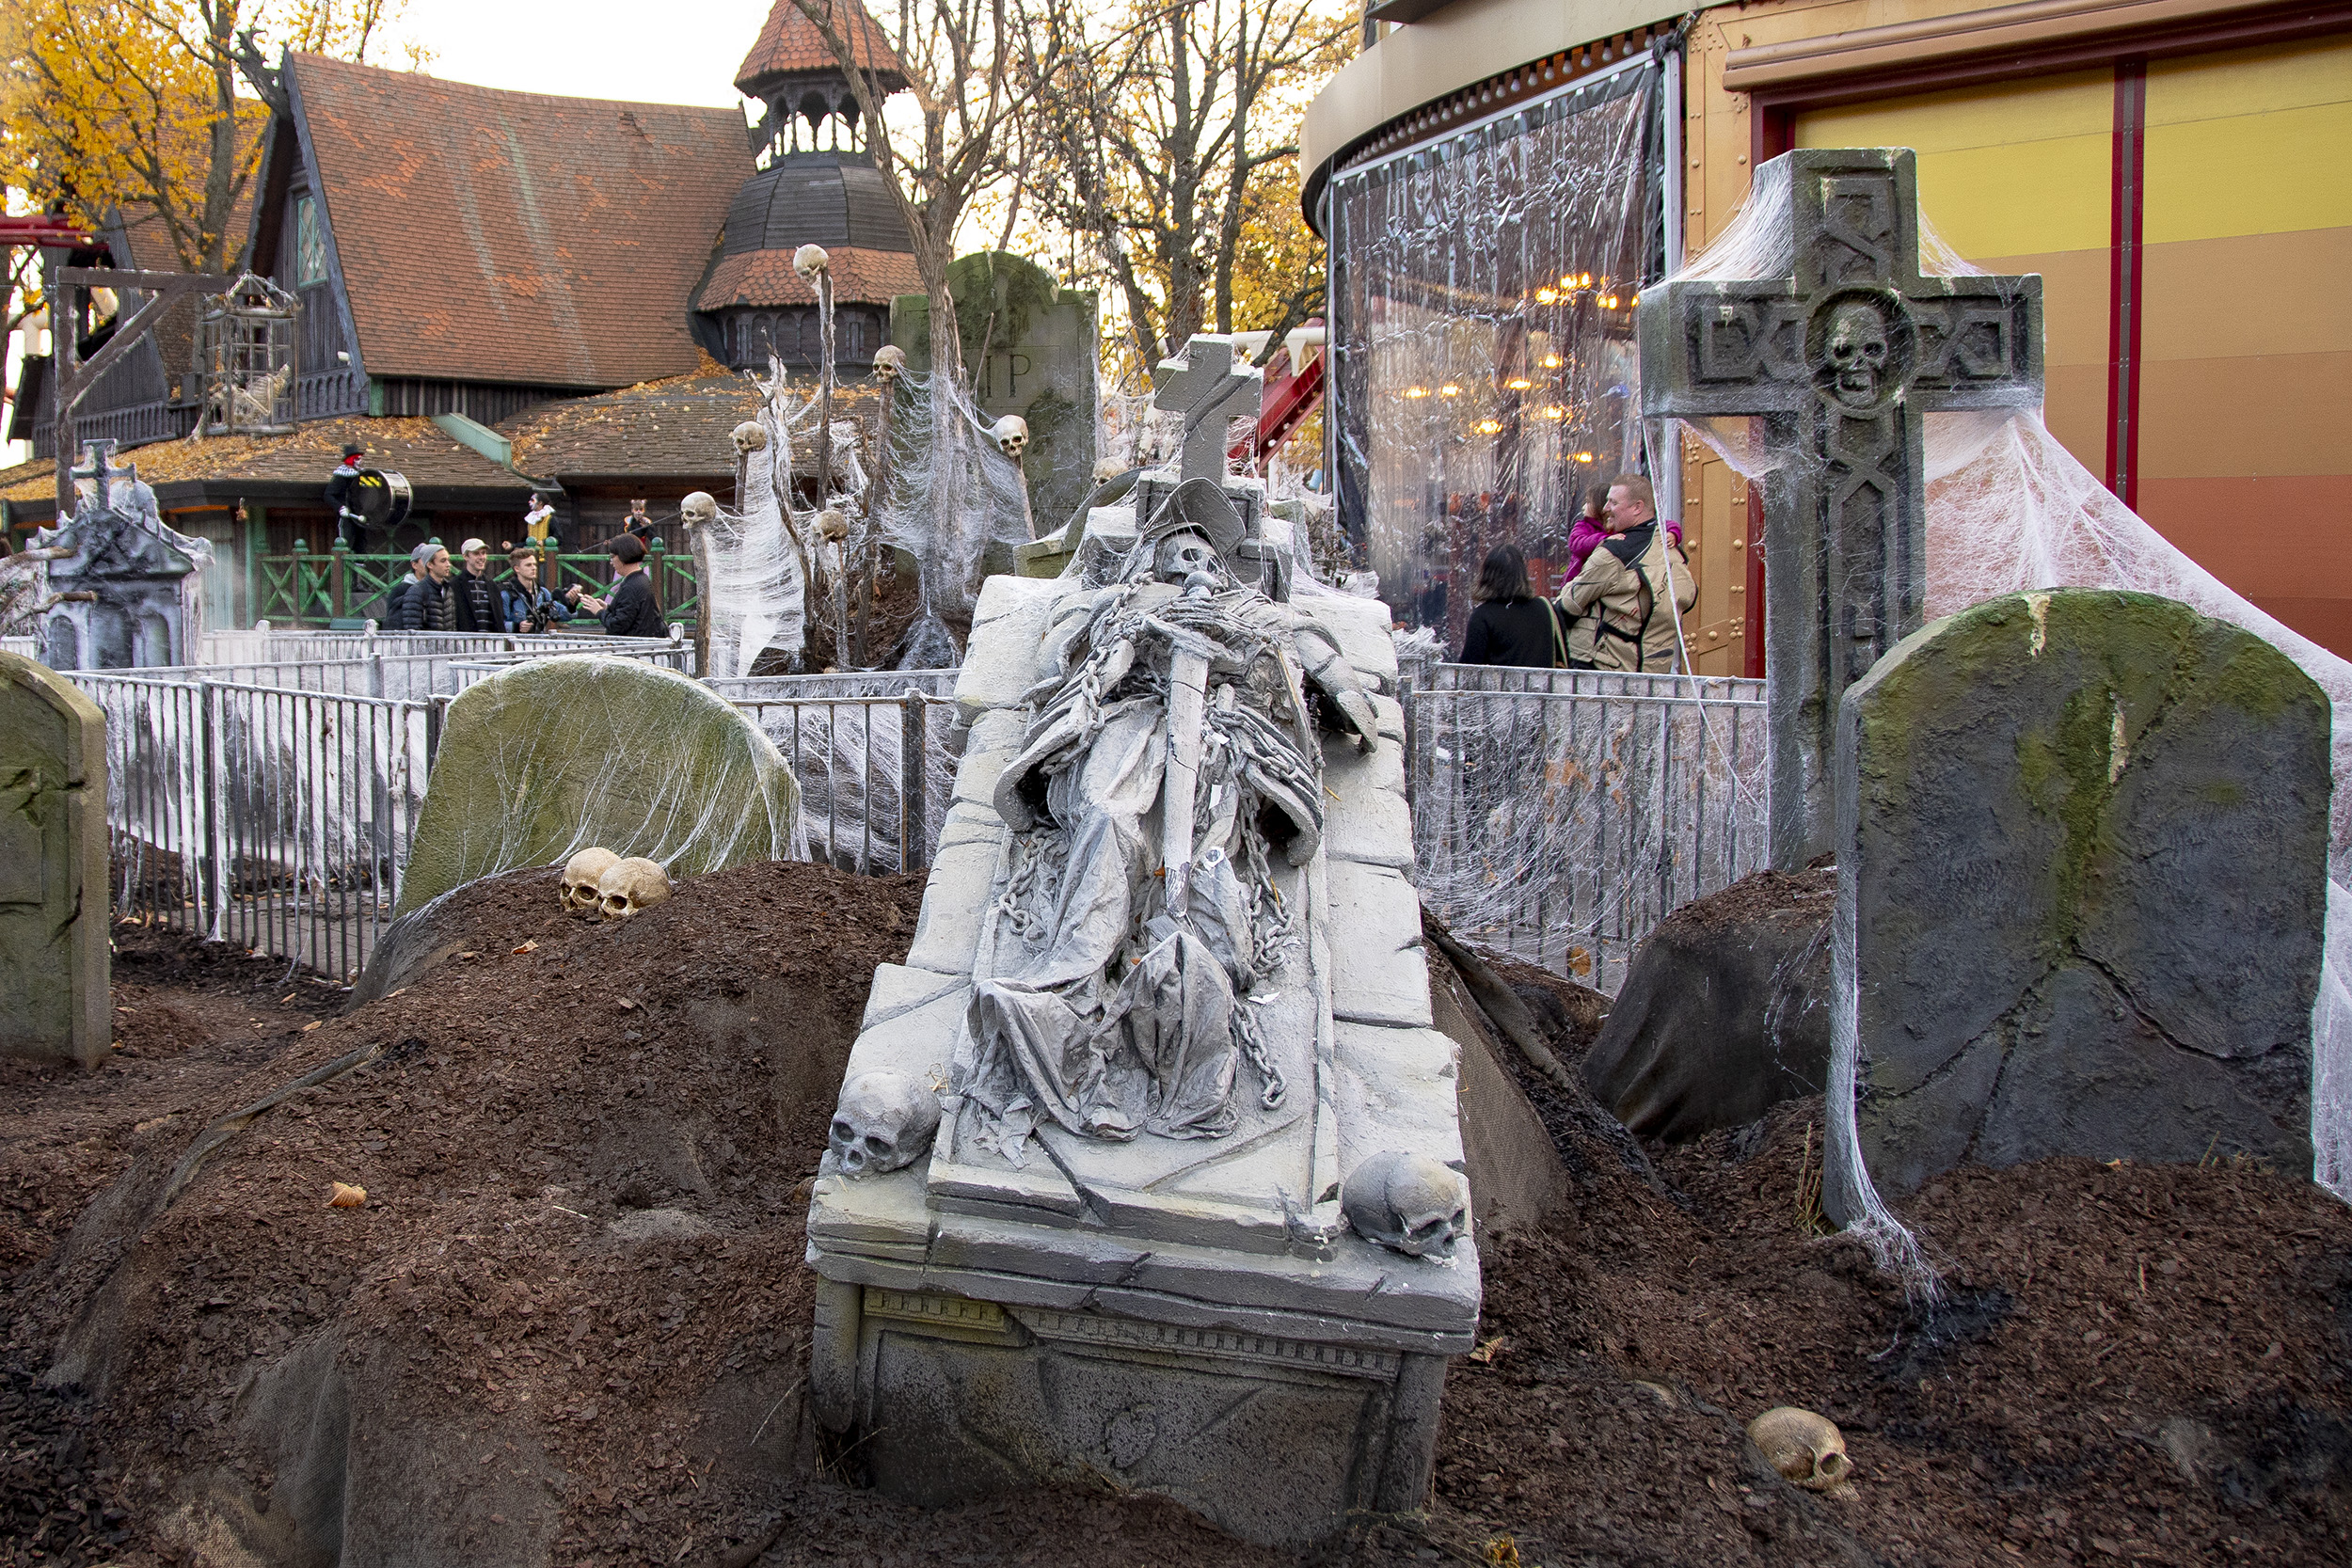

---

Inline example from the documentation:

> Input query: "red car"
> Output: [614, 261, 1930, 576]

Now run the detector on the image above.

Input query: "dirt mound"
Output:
[4, 867, 2349, 1567]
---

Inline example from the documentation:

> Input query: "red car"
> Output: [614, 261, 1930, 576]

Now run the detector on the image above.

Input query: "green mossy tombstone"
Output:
[397, 657, 802, 913]
[0, 654, 109, 1066]
[1831, 590, 2329, 1217]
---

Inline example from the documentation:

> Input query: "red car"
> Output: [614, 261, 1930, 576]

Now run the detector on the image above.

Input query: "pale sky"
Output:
[389, 0, 767, 109]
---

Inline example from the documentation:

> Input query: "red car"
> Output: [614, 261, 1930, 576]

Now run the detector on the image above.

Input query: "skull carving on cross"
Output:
[1822, 300, 1892, 410]
[826, 1070, 942, 1177]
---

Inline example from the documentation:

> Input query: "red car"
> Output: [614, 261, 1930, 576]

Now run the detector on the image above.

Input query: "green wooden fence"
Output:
[254, 539, 698, 627]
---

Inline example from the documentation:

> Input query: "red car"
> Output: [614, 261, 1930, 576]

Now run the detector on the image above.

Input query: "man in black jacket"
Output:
[571, 534, 664, 638]
[392, 544, 457, 631]
[452, 537, 507, 633]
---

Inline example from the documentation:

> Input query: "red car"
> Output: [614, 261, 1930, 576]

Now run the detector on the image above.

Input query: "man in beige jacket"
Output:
[1556, 475, 1696, 673]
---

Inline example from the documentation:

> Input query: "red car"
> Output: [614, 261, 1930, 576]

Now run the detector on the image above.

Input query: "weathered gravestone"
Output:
[396, 657, 803, 912]
[0, 653, 110, 1066]
[38, 441, 214, 671]
[1639, 148, 2044, 868]
[1828, 590, 2328, 1220]
[804, 338, 1470, 1544]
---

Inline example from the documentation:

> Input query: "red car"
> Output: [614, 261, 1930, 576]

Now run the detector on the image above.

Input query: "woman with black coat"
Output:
[1458, 544, 1558, 667]
[570, 534, 666, 639]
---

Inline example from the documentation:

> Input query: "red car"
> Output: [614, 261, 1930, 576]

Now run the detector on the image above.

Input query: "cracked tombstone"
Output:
[1638, 148, 2044, 868]
[1827, 590, 2328, 1221]
[802, 403, 1470, 1544]
[0, 653, 109, 1066]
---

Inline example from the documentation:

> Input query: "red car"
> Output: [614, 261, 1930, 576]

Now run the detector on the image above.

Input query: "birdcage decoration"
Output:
[196, 273, 299, 436]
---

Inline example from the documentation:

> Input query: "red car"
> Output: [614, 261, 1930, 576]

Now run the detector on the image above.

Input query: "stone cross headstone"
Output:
[1639, 148, 2044, 868]
[0, 653, 110, 1067]
[1827, 590, 2327, 1223]
[396, 657, 803, 912]
[1151, 336, 1263, 483]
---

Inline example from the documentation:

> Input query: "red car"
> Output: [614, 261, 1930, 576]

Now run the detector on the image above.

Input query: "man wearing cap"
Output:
[390, 543, 456, 631]
[570, 534, 664, 638]
[325, 442, 369, 551]
[452, 536, 509, 633]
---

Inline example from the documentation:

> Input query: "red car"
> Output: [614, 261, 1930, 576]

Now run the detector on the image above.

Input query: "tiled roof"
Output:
[0, 418, 528, 506]
[736, 0, 905, 93]
[696, 245, 923, 311]
[501, 367, 882, 480]
[289, 54, 752, 388]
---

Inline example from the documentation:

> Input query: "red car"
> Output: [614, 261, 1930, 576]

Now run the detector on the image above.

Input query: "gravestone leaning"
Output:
[0, 653, 110, 1066]
[1639, 148, 2044, 868]
[1828, 590, 2328, 1220]
[396, 657, 803, 912]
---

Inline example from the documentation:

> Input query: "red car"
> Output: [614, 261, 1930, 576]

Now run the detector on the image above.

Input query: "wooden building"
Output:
[1302, 0, 2352, 667]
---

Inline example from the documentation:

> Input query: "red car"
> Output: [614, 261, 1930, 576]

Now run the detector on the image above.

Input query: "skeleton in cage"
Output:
[952, 478, 1382, 1155]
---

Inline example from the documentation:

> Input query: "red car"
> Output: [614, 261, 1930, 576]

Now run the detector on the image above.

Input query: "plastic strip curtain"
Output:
[1327, 56, 1664, 651]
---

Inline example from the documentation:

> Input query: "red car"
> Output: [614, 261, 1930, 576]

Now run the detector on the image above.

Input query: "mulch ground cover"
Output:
[1, 865, 2345, 1566]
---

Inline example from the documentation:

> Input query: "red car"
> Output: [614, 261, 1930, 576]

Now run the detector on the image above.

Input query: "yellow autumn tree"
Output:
[0, 1, 422, 275]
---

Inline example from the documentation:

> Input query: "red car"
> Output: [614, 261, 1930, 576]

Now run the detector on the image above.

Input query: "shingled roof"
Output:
[696, 245, 922, 311]
[287, 54, 752, 389]
[0, 417, 530, 513]
[500, 366, 881, 482]
[735, 0, 906, 95]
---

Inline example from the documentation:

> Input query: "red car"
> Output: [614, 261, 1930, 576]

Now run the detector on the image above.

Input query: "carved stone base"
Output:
[808, 1277, 1448, 1544]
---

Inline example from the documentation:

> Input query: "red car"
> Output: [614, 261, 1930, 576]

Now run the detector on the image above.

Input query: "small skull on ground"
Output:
[679, 492, 719, 530]
[826, 1070, 942, 1177]
[1342, 1149, 1469, 1259]
[562, 847, 619, 916]
[1747, 1407, 1851, 1491]
[597, 856, 672, 920]
[991, 415, 1029, 462]
[731, 421, 768, 457]
[794, 243, 831, 277]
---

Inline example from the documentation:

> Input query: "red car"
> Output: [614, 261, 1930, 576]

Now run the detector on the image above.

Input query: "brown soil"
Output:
[2, 872, 2347, 1567]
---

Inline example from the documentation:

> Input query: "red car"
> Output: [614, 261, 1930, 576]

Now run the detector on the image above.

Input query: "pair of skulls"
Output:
[560, 847, 673, 920]
[826, 1069, 942, 1177]
[1342, 1149, 1469, 1259]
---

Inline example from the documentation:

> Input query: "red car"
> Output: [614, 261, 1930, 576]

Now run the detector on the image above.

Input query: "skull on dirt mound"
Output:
[562, 847, 619, 916]
[597, 857, 672, 921]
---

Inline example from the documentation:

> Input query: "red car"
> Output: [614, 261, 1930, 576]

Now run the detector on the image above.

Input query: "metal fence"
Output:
[709, 673, 959, 874]
[74, 673, 434, 981]
[136, 636, 692, 699]
[1405, 665, 1770, 990]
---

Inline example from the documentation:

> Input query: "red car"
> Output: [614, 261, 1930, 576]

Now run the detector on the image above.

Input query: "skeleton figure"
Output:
[827, 1070, 943, 1176]
[1822, 300, 1892, 410]
[1341, 1150, 1470, 1259]
[950, 480, 1380, 1155]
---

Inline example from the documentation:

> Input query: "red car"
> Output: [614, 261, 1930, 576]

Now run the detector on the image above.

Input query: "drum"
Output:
[350, 468, 413, 531]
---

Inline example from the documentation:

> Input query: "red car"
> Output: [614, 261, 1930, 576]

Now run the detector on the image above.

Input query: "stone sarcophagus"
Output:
[805, 376, 1475, 1542]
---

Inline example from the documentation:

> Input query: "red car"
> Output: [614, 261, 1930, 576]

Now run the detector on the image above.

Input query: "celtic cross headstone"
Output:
[1638, 149, 2044, 868]
[1151, 336, 1263, 483]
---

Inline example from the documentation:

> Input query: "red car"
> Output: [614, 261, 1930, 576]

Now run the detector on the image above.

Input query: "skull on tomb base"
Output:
[1747, 1407, 1851, 1491]
[1342, 1149, 1470, 1259]
[597, 856, 672, 920]
[991, 415, 1030, 463]
[873, 345, 906, 382]
[680, 492, 719, 530]
[1821, 299, 1892, 410]
[731, 421, 769, 457]
[562, 847, 619, 916]
[826, 1070, 942, 1177]
[794, 244, 831, 277]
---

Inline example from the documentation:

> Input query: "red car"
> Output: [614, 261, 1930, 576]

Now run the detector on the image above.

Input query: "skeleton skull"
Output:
[873, 345, 906, 381]
[1153, 530, 1217, 584]
[1824, 301, 1891, 408]
[1342, 1149, 1470, 1259]
[596, 856, 672, 920]
[1747, 1407, 1851, 1491]
[794, 243, 831, 277]
[731, 421, 769, 457]
[561, 847, 620, 916]
[826, 1070, 942, 1177]
[991, 415, 1029, 462]
[816, 508, 850, 544]
[680, 492, 719, 530]
[1092, 457, 1125, 483]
